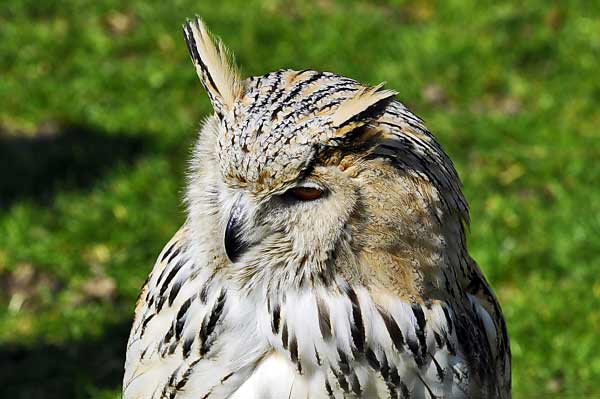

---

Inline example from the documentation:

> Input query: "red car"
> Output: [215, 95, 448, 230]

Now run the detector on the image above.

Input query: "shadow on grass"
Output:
[0, 123, 147, 207]
[0, 320, 130, 398]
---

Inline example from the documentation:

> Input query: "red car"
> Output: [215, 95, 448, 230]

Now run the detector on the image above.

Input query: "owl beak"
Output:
[224, 200, 250, 263]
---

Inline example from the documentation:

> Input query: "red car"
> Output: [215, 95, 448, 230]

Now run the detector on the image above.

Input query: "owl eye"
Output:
[287, 186, 323, 201]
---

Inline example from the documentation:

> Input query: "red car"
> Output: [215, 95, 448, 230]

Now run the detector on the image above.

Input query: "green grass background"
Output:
[1, 0, 598, 397]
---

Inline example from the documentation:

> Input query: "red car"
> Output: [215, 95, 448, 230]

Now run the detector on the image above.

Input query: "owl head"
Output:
[183, 18, 469, 298]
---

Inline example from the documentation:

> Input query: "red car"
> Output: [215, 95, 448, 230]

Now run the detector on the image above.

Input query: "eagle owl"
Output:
[123, 17, 510, 399]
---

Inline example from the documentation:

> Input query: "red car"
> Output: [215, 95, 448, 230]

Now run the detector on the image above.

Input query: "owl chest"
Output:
[228, 355, 395, 399]
[228, 346, 463, 399]
[126, 255, 499, 399]
[224, 289, 478, 399]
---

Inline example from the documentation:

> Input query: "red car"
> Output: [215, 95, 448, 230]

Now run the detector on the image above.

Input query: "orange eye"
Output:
[287, 186, 323, 201]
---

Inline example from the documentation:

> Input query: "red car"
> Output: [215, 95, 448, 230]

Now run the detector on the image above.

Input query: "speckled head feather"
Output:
[183, 18, 398, 193]
[182, 18, 464, 217]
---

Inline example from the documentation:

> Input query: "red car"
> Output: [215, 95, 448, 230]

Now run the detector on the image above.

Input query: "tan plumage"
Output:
[330, 83, 397, 127]
[183, 17, 243, 113]
[124, 17, 510, 399]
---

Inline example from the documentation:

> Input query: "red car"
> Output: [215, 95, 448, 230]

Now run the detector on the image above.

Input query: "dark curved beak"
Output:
[224, 199, 250, 263]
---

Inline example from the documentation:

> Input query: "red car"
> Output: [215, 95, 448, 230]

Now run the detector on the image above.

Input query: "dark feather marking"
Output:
[442, 305, 454, 335]
[200, 283, 210, 303]
[324, 379, 334, 397]
[282, 322, 289, 350]
[314, 97, 344, 115]
[156, 294, 167, 313]
[161, 241, 177, 262]
[443, 272, 453, 294]
[452, 365, 465, 382]
[247, 70, 283, 117]
[182, 23, 200, 67]
[345, 286, 365, 352]
[155, 246, 180, 286]
[454, 321, 471, 360]
[407, 336, 424, 367]
[389, 364, 400, 386]
[199, 290, 226, 356]
[167, 341, 177, 355]
[221, 372, 234, 383]
[316, 296, 332, 339]
[167, 246, 181, 265]
[289, 335, 302, 374]
[183, 22, 222, 100]
[140, 313, 155, 337]
[416, 373, 438, 399]
[269, 71, 324, 120]
[314, 346, 322, 366]
[175, 296, 193, 340]
[168, 280, 183, 306]
[430, 352, 445, 381]
[331, 367, 350, 393]
[279, 85, 357, 135]
[336, 94, 394, 129]
[412, 304, 428, 361]
[349, 372, 362, 396]
[271, 303, 281, 334]
[162, 369, 178, 398]
[337, 347, 351, 375]
[433, 331, 443, 348]
[163, 324, 175, 345]
[160, 342, 169, 359]
[445, 334, 457, 356]
[182, 336, 194, 359]
[365, 348, 380, 369]
[159, 259, 185, 302]
[301, 83, 356, 113]
[333, 347, 362, 395]
[379, 353, 398, 399]
[175, 359, 200, 390]
[138, 274, 150, 303]
[378, 307, 405, 352]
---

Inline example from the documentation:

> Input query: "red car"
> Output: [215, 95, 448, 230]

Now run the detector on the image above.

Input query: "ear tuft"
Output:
[330, 83, 397, 128]
[182, 17, 243, 115]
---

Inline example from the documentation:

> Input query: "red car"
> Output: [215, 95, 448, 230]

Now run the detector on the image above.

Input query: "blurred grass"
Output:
[0, 0, 599, 398]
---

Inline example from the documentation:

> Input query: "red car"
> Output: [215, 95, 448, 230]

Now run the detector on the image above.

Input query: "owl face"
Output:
[221, 163, 359, 266]
[212, 70, 382, 268]
[183, 18, 468, 293]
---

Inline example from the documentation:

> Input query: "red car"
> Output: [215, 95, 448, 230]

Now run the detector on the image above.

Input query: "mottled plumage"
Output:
[123, 17, 510, 399]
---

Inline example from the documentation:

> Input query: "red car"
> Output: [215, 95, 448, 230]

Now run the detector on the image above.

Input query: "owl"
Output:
[123, 17, 510, 399]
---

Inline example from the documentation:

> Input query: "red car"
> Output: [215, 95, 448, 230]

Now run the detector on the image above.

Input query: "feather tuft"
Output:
[182, 17, 243, 114]
[330, 83, 397, 128]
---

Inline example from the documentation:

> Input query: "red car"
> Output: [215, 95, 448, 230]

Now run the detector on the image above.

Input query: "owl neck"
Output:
[209, 217, 471, 303]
